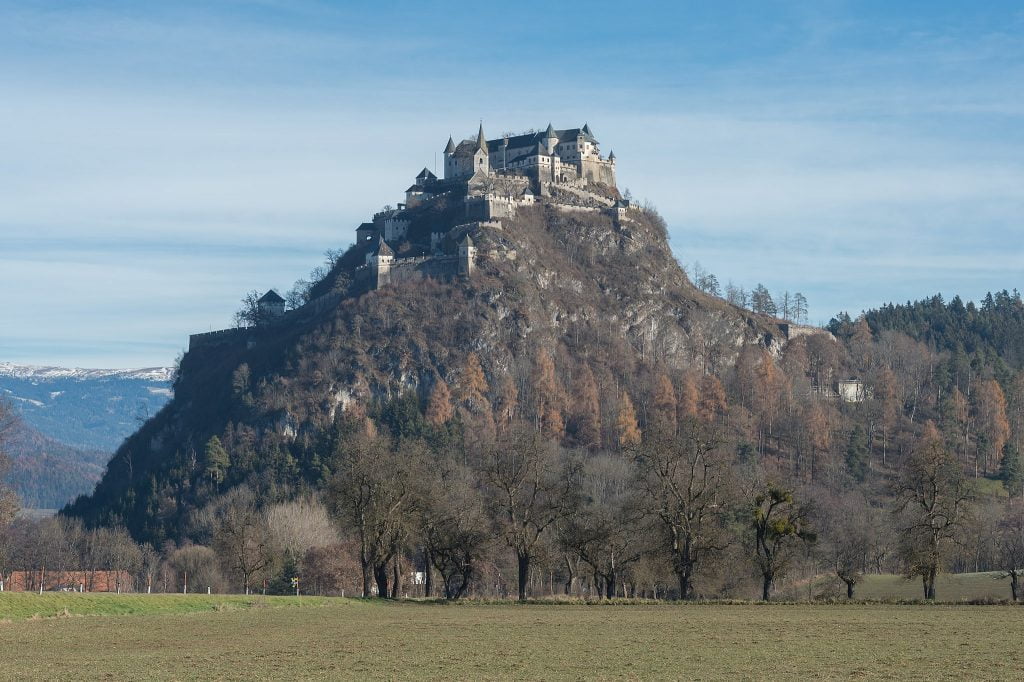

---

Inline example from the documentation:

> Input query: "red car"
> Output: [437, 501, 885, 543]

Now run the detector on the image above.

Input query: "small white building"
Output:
[837, 379, 865, 403]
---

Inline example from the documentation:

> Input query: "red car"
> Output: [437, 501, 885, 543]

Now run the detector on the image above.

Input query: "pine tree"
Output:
[751, 284, 777, 316]
[268, 552, 300, 595]
[793, 293, 808, 323]
[1000, 443, 1023, 496]
[845, 425, 870, 482]
[204, 435, 230, 486]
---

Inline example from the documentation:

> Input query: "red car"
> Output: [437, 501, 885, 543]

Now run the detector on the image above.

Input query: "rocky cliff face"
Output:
[66, 192, 785, 542]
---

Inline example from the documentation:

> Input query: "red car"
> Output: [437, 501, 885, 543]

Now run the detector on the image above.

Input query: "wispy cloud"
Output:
[1, 1, 1021, 365]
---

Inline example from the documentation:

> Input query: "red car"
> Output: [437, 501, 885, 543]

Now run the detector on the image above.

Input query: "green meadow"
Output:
[2, 581, 1024, 680]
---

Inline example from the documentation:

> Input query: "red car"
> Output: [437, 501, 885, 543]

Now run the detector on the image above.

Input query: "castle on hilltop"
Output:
[189, 122, 635, 351]
[350, 123, 628, 291]
[443, 123, 616, 187]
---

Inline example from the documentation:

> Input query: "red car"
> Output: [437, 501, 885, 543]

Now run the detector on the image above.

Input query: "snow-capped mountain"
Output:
[0, 362, 174, 452]
[0, 362, 173, 383]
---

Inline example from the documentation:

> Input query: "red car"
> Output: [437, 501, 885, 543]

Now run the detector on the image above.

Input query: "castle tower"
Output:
[543, 123, 557, 154]
[370, 238, 394, 288]
[257, 289, 286, 324]
[458, 234, 476, 276]
[473, 124, 489, 176]
[443, 136, 456, 180]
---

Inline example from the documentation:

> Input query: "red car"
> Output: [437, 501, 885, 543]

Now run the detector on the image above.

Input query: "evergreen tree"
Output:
[204, 435, 230, 486]
[750, 284, 777, 316]
[267, 552, 300, 595]
[845, 426, 870, 482]
[1000, 443, 1023, 497]
[793, 292, 808, 324]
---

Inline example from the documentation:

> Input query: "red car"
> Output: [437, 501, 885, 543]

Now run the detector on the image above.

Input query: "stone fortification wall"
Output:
[187, 291, 345, 352]
[188, 327, 246, 351]
[780, 323, 835, 342]
[390, 255, 459, 285]
[354, 255, 461, 291]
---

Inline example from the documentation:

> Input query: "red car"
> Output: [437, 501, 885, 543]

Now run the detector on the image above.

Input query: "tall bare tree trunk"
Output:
[517, 552, 529, 601]
[373, 562, 389, 599]
[392, 555, 403, 600]
[424, 549, 433, 598]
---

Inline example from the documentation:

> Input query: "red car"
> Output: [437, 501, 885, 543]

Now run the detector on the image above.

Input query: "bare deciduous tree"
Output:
[894, 423, 972, 600]
[478, 427, 581, 601]
[325, 436, 425, 598]
[209, 488, 273, 594]
[752, 485, 815, 601]
[994, 498, 1024, 601]
[631, 420, 730, 599]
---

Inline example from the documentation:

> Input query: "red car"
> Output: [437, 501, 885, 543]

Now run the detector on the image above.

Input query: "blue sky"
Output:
[1, 1, 1021, 367]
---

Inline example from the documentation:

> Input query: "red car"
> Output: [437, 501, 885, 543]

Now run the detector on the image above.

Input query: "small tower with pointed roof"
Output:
[367, 237, 394, 287]
[257, 289, 286, 323]
[475, 123, 488, 153]
[443, 124, 491, 180]
[458, 234, 476, 276]
[543, 123, 558, 154]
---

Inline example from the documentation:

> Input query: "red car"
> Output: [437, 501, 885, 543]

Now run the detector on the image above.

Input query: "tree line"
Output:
[13, 315, 1024, 600]
[690, 261, 809, 323]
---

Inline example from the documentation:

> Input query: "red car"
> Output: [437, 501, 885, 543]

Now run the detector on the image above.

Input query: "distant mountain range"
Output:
[0, 363, 173, 451]
[0, 363, 174, 509]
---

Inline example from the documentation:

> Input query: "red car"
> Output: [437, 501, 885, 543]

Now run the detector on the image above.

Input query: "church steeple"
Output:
[444, 136, 456, 154]
[476, 123, 488, 153]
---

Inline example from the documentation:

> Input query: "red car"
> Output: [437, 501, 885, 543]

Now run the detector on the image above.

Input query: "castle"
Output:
[442, 123, 616, 187]
[189, 123, 633, 351]
[354, 123, 622, 290]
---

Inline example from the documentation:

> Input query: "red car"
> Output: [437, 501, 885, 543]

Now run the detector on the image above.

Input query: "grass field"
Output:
[0, 592, 330, 620]
[858, 571, 1015, 601]
[2, 592, 1024, 680]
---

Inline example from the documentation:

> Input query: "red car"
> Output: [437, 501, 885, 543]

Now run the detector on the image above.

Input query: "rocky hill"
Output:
[65, 173, 791, 543]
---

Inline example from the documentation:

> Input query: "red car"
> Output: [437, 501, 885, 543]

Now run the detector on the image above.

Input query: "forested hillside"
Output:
[830, 290, 1024, 374]
[64, 191, 786, 546]
[49, 188, 1024, 602]
[2, 416, 107, 509]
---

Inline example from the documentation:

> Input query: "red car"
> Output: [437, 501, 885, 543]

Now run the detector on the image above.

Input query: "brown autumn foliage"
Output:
[617, 392, 642, 447]
[571, 364, 602, 448]
[974, 379, 1010, 475]
[650, 373, 678, 435]
[425, 379, 455, 426]
[676, 371, 699, 422]
[697, 374, 727, 424]
[457, 352, 491, 412]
